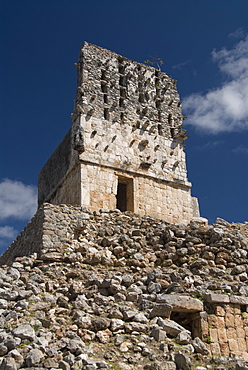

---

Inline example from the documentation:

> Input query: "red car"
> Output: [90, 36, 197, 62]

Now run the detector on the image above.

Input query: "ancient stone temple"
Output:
[2, 44, 248, 369]
[38, 42, 200, 224]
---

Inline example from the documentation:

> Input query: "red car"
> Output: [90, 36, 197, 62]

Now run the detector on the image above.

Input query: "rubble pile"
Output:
[0, 207, 248, 369]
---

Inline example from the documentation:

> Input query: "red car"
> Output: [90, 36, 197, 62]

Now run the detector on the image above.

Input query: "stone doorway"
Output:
[116, 176, 134, 212]
[170, 311, 206, 340]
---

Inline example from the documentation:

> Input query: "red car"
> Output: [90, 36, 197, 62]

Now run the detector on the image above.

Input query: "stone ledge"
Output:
[230, 296, 248, 305]
[204, 293, 230, 303]
[205, 294, 248, 305]
[156, 294, 204, 312]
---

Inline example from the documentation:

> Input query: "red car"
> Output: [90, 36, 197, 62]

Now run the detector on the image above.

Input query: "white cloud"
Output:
[0, 226, 18, 239]
[183, 33, 248, 134]
[196, 140, 224, 150]
[172, 60, 191, 70]
[232, 145, 248, 154]
[0, 179, 37, 220]
[228, 28, 245, 40]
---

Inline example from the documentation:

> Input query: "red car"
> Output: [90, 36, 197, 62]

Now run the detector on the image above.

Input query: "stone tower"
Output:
[38, 42, 200, 224]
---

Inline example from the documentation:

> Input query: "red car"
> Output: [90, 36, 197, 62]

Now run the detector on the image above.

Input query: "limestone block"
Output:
[225, 312, 235, 327]
[227, 327, 237, 340]
[149, 303, 173, 318]
[219, 341, 229, 357]
[204, 293, 230, 303]
[236, 326, 245, 338]
[156, 294, 203, 312]
[240, 352, 248, 361]
[12, 324, 35, 341]
[157, 318, 189, 337]
[226, 304, 235, 314]
[208, 315, 219, 329]
[175, 331, 192, 345]
[218, 328, 227, 342]
[244, 327, 248, 337]
[151, 327, 167, 341]
[210, 342, 221, 357]
[228, 338, 239, 352]
[175, 353, 191, 370]
[234, 314, 244, 328]
[237, 338, 247, 352]
[0, 357, 18, 370]
[198, 317, 209, 341]
[215, 305, 225, 316]
[192, 337, 210, 355]
[217, 316, 225, 328]
[234, 304, 241, 314]
[230, 296, 248, 305]
[209, 328, 218, 343]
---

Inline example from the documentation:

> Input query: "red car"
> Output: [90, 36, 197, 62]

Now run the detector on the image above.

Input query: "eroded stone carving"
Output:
[38, 42, 200, 224]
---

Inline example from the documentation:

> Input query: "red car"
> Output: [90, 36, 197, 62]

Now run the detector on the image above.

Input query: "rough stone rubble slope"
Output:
[0, 205, 248, 369]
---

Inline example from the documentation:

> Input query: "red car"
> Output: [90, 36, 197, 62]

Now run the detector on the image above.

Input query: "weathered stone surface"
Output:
[230, 296, 248, 305]
[175, 330, 192, 345]
[59, 360, 71, 370]
[192, 337, 210, 355]
[0, 290, 19, 301]
[174, 352, 191, 370]
[157, 318, 189, 337]
[34, 43, 200, 227]
[12, 324, 35, 341]
[40, 252, 63, 261]
[125, 322, 149, 334]
[25, 349, 44, 366]
[0, 343, 8, 355]
[204, 293, 230, 303]
[96, 329, 112, 344]
[0, 203, 247, 368]
[149, 303, 172, 318]
[0, 357, 18, 370]
[150, 327, 167, 341]
[235, 361, 248, 370]
[0, 298, 8, 309]
[156, 294, 203, 312]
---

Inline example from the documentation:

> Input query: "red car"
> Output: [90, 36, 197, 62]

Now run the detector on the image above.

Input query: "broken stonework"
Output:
[0, 206, 247, 369]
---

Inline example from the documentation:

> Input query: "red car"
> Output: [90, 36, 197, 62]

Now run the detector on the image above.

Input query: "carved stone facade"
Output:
[38, 42, 200, 224]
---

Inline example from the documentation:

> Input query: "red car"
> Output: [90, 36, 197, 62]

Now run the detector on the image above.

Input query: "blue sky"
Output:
[0, 0, 247, 254]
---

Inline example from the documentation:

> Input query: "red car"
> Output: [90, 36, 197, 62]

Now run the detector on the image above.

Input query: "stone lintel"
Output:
[204, 293, 230, 303]
[230, 296, 248, 305]
[156, 294, 204, 312]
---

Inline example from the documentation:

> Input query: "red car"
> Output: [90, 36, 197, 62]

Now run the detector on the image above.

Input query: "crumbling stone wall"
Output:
[204, 293, 248, 359]
[0, 206, 45, 264]
[38, 129, 79, 206]
[38, 42, 200, 224]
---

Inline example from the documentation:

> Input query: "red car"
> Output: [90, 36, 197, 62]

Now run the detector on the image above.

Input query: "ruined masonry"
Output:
[0, 204, 248, 367]
[1, 44, 248, 369]
[38, 42, 200, 224]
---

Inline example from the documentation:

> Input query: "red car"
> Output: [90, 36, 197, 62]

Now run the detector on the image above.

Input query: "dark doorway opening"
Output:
[116, 177, 134, 212]
[170, 312, 193, 334]
[170, 311, 203, 339]
[117, 183, 127, 211]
